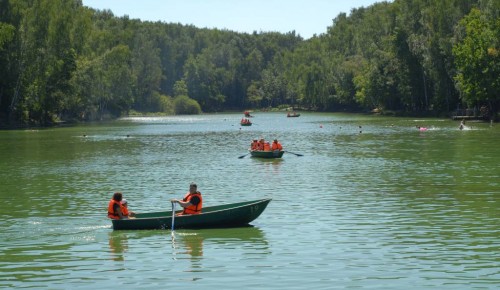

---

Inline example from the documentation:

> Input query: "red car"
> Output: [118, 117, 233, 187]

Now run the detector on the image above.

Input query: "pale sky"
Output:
[81, 0, 386, 39]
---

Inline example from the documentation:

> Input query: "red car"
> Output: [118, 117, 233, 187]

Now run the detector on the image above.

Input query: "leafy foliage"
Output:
[0, 0, 498, 127]
[453, 8, 500, 117]
[174, 95, 201, 115]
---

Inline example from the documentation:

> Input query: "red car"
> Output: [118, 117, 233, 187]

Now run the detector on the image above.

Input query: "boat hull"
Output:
[250, 150, 284, 158]
[240, 123, 252, 126]
[111, 199, 271, 230]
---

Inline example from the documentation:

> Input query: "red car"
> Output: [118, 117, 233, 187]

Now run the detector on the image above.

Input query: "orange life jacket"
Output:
[251, 141, 259, 150]
[271, 142, 283, 151]
[107, 199, 123, 219]
[122, 206, 130, 217]
[182, 191, 202, 215]
[263, 142, 271, 151]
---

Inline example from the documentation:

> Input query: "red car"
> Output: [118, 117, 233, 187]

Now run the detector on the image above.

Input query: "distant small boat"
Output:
[250, 150, 284, 158]
[111, 199, 272, 230]
[287, 112, 300, 117]
[241, 117, 252, 126]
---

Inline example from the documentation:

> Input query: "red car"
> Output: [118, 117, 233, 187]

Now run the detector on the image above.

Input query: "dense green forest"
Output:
[0, 0, 498, 127]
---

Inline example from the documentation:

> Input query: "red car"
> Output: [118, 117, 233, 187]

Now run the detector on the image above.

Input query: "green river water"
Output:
[0, 112, 498, 289]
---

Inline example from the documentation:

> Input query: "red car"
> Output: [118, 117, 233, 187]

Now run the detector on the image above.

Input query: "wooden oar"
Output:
[171, 201, 176, 236]
[238, 152, 250, 159]
[170, 201, 177, 254]
[285, 150, 303, 157]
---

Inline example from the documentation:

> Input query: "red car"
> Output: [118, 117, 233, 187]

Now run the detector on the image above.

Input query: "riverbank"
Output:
[1, 108, 497, 130]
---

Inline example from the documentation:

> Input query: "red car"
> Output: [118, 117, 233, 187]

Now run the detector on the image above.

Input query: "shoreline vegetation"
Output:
[0, 0, 498, 129]
[1, 107, 495, 131]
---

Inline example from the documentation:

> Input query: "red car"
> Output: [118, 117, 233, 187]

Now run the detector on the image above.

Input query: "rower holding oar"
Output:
[271, 138, 303, 156]
[170, 183, 203, 216]
[271, 139, 283, 151]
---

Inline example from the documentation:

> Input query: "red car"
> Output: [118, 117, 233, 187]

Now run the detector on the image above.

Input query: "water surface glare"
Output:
[0, 113, 498, 289]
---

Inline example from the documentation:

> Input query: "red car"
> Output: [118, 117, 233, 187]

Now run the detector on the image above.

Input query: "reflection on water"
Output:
[250, 157, 283, 175]
[171, 232, 204, 273]
[108, 232, 128, 261]
[173, 226, 267, 257]
[176, 226, 267, 276]
[176, 233, 204, 258]
[108, 226, 267, 265]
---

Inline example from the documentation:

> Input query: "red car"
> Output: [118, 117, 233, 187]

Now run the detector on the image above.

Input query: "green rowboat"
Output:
[111, 198, 271, 230]
[250, 150, 284, 158]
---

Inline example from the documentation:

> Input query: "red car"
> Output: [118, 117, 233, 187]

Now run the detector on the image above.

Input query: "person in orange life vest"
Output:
[263, 141, 271, 151]
[251, 139, 259, 150]
[271, 139, 283, 151]
[108, 192, 127, 220]
[257, 138, 265, 151]
[121, 199, 136, 218]
[171, 183, 203, 215]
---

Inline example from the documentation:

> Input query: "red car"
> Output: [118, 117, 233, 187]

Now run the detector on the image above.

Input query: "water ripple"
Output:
[1, 114, 499, 289]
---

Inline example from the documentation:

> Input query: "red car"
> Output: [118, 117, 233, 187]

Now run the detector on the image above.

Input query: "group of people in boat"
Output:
[107, 183, 203, 220]
[240, 118, 252, 125]
[250, 138, 283, 152]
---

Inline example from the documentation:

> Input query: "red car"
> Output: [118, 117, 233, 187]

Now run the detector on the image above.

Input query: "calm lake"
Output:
[0, 112, 498, 289]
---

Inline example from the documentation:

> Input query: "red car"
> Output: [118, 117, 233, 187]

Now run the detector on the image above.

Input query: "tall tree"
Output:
[453, 7, 500, 118]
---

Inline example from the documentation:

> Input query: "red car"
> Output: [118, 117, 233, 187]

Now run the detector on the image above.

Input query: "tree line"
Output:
[0, 0, 498, 127]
